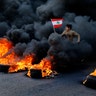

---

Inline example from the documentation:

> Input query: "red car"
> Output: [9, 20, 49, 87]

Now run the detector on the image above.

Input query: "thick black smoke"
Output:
[36, 0, 65, 21]
[23, 38, 50, 63]
[14, 43, 27, 56]
[48, 33, 92, 69]
[34, 21, 53, 40]
[7, 27, 30, 44]
[0, 22, 10, 37]
[36, 0, 96, 20]
[0, 0, 96, 69]
[48, 13, 96, 69]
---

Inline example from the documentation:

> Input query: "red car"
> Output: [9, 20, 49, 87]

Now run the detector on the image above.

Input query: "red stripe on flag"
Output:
[54, 24, 62, 28]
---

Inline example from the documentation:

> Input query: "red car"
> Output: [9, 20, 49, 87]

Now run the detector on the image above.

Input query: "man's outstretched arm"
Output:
[73, 32, 80, 43]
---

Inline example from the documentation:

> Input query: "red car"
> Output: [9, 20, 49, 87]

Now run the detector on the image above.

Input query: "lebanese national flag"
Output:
[51, 18, 63, 28]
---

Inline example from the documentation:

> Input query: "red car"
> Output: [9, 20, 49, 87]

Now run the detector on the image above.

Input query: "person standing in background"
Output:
[61, 24, 80, 43]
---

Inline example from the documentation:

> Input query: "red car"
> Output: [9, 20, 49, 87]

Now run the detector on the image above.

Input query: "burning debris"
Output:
[83, 69, 96, 89]
[0, 38, 34, 73]
[0, 0, 95, 79]
[32, 58, 53, 77]
[27, 57, 57, 78]
[0, 38, 55, 78]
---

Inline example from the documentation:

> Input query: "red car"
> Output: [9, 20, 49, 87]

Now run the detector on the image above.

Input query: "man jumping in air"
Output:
[61, 24, 80, 43]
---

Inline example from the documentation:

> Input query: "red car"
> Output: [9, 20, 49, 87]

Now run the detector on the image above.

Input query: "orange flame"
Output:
[83, 69, 96, 84]
[90, 69, 96, 76]
[27, 58, 53, 77]
[0, 38, 13, 57]
[0, 38, 34, 72]
[0, 38, 54, 78]
[8, 55, 34, 73]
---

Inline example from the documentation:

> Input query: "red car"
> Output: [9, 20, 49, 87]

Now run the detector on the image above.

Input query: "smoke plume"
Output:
[0, 0, 96, 70]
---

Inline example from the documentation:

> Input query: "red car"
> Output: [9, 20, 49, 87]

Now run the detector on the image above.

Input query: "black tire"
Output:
[30, 69, 42, 79]
[84, 75, 96, 89]
[0, 64, 10, 73]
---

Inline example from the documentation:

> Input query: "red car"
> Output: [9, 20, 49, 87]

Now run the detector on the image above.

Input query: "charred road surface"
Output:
[0, 62, 96, 96]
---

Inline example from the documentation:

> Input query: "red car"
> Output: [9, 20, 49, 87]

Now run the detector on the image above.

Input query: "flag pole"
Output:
[53, 27, 56, 33]
[51, 19, 56, 33]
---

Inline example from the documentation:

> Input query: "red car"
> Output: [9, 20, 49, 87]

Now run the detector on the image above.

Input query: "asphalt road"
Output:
[0, 62, 96, 96]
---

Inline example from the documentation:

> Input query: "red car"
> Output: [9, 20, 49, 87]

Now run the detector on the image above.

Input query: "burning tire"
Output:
[83, 75, 96, 89]
[0, 64, 10, 73]
[83, 70, 96, 89]
[29, 69, 42, 79]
